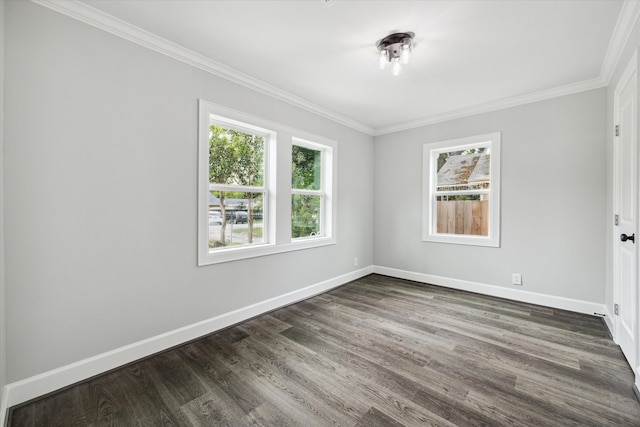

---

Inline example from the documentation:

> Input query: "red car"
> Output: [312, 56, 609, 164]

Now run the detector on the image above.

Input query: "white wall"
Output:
[3, 1, 373, 384]
[374, 89, 607, 304]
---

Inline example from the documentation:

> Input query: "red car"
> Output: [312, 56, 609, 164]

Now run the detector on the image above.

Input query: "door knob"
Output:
[621, 233, 635, 243]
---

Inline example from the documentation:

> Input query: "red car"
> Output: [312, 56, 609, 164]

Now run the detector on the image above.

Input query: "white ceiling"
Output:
[61, 0, 627, 134]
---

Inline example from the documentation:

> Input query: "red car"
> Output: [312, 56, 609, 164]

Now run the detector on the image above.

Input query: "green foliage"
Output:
[291, 145, 322, 238]
[292, 194, 320, 238]
[209, 125, 264, 186]
[292, 145, 320, 190]
[232, 225, 263, 238]
[209, 125, 265, 246]
[209, 126, 236, 185]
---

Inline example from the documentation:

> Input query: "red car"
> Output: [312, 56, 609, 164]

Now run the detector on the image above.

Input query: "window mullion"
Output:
[210, 183, 266, 192]
[291, 189, 323, 196]
[434, 189, 490, 197]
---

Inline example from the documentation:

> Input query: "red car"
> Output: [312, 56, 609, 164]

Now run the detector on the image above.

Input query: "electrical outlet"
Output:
[512, 273, 522, 285]
[353, 257, 358, 267]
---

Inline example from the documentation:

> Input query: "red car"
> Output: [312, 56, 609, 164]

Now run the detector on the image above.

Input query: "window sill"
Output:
[422, 233, 500, 248]
[198, 236, 336, 266]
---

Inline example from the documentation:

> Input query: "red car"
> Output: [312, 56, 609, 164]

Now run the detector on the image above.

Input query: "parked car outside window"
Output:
[226, 211, 248, 224]
[208, 211, 222, 225]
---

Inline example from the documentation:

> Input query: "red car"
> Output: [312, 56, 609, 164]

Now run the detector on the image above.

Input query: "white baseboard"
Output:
[373, 266, 606, 316]
[2, 266, 373, 414]
[1, 265, 611, 421]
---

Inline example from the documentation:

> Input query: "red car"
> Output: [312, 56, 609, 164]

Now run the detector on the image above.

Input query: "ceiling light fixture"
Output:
[377, 32, 414, 76]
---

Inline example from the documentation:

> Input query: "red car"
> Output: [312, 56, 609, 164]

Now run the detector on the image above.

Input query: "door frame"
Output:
[613, 49, 640, 392]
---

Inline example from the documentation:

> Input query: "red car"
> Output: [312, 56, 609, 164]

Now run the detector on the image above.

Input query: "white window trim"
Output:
[198, 100, 337, 266]
[422, 132, 501, 247]
[291, 137, 334, 241]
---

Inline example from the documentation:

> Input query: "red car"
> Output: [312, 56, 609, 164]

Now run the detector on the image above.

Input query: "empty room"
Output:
[2, 0, 640, 425]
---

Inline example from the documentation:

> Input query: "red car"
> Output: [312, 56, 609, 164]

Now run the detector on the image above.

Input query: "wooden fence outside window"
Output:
[436, 200, 489, 236]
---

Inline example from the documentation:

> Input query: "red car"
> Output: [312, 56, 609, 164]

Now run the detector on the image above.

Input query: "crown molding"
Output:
[30, 0, 637, 137]
[601, 0, 640, 85]
[31, 0, 376, 136]
[374, 77, 606, 136]
[377, 0, 640, 135]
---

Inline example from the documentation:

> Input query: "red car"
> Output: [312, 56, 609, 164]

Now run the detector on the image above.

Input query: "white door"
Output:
[614, 51, 638, 371]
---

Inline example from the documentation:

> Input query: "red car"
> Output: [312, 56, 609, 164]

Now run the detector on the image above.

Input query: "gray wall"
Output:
[0, 0, 6, 406]
[4, 1, 374, 382]
[2, 0, 615, 389]
[374, 89, 607, 303]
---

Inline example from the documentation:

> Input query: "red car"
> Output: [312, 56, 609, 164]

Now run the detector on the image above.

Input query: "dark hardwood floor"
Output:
[8, 274, 640, 426]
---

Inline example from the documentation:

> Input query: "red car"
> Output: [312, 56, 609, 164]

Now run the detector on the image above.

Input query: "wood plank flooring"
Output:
[8, 274, 640, 426]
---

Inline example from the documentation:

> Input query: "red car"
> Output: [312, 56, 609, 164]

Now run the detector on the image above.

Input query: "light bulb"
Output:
[401, 44, 411, 64]
[392, 58, 401, 76]
[378, 50, 387, 70]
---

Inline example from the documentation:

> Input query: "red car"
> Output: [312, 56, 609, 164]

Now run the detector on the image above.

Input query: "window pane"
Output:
[209, 125, 264, 186]
[292, 194, 321, 238]
[292, 145, 321, 190]
[209, 191, 264, 249]
[436, 194, 489, 236]
[436, 148, 489, 191]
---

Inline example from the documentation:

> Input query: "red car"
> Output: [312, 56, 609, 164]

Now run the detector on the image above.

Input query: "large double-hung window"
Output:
[198, 100, 336, 265]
